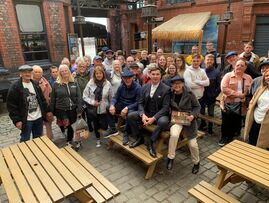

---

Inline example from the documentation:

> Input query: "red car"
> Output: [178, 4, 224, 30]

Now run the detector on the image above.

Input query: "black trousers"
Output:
[248, 120, 261, 146]
[221, 110, 242, 142]
[86, 110, 108, 139]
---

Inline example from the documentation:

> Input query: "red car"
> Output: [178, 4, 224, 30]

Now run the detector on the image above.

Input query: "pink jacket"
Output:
[220, 71, 252, 109]
[39, 77, 52, 103]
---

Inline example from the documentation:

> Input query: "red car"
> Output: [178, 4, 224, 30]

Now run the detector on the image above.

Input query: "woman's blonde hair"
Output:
[262, 69, 269, 87]
[56, 64, 74, 84]
[93, 66, 106, 83]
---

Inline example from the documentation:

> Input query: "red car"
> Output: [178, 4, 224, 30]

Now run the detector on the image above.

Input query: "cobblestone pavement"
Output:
[0, 104, 268, 203]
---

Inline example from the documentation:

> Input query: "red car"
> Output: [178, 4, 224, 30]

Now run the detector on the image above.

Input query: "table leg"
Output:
[215, 167, 228, 189]
[74, 189, 93, 203]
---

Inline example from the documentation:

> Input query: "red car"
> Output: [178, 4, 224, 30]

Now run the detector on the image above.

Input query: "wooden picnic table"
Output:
[208, 140, 269, 190]
[0, 136, 93, 203]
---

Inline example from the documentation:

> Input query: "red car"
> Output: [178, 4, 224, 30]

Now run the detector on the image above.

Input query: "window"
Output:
[167, 0, 193, 4]
[15, 3, 49, 62]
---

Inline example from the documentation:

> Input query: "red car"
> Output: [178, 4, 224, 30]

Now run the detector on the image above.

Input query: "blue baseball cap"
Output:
[170, 75, 184, 83]
[121, 69, 134, 77]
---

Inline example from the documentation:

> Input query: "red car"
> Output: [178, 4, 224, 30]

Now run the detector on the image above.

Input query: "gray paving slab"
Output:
[0, 106, 268, 203]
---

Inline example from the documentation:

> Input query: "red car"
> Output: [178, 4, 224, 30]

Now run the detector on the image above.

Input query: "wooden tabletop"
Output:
[0, 136, 92, 203]
[208, 140, 269, 190]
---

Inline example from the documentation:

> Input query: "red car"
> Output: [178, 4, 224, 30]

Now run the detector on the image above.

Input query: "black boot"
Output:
[192, 162, 200, 174]
[166, 158, 174, 170]
[129, 137, 144, 148]
[147, 140, 156, 158]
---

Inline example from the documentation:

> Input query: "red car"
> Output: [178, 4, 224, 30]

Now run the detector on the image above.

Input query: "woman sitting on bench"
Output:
[167, 76, 201, 174]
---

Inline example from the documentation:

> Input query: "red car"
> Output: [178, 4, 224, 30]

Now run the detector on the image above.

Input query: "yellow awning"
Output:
[152, 12, 211, 41]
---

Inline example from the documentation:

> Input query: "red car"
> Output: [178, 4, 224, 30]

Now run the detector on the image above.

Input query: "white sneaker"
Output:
[96, 140, 101, 148]
[66, 141, 73, 148]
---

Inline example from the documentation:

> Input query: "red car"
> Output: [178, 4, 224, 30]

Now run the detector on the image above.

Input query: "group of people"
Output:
[6, 41, 269, 175]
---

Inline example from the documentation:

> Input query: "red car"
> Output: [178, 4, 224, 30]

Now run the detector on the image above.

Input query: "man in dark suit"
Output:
[127, 65, 170, 157]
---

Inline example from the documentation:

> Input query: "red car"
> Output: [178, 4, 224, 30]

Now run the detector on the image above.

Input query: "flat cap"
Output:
[225, 51, 238, 59]
[170, 75, 185, 83]
[259, 60, 269, 70]
[130, 63, 139, 69]
[93, 56, 102, 61]
[131, 50, 137, 55]
[121, 69, 134, 77]
[18, 65, 33, 71]
[105, 49, 113, 54]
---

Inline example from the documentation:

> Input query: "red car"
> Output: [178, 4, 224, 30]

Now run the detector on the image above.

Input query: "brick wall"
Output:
[43, 1, 68, 64]
[0, 0, 24, 70]
[119, 0, 269, 55]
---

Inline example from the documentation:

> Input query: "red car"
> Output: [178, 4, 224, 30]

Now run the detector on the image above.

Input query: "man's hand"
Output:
[142, 114, 149, 125]
[94, 101, 100, 107]
[120, 107, 128, 118]
[46, 112, 54, 122]
[186, 115, 194, 122]
[15, 121, 22, 129]
[144, 117, 155, 125]
[109, 105, 116, 115]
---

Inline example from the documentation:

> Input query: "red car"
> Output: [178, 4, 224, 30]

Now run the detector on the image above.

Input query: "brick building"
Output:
[0, 0, 73, 71]
[115, 0, 269, 57]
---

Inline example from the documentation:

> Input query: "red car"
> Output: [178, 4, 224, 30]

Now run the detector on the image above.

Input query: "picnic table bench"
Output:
[198, 114, 222, 126]
[188, 180, 240, 203]
[208, 140, 269, 190]
[61, 146, 120, 203]
[107, 123, 205, 179]
[0, 136, 93, 203]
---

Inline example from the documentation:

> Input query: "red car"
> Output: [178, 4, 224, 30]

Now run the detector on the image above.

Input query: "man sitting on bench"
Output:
[128, 65, 170, 157]
[103, 69, 141, 145]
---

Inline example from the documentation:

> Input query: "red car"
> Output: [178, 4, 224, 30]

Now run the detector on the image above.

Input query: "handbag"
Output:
[224, 102, 242, 116]
[171, 111, 191, 126]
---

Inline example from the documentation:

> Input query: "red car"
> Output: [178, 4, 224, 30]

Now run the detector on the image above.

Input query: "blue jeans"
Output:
[20, 117, 43, 142]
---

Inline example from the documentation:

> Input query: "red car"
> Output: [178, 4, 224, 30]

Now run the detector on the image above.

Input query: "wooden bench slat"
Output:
[39, 136, 92, 188]
[33, 138, 84, 191]
[26, 140, 74, 197]
[1, 148, 37, 203]
[194, 184, 229, 203]
[198, 114, 222, 126]
[61, 147, 114, 201]
[199, 181, 240, 203]
[188, 188, 216, 203]
[222, 145, 269, 172]
[0, 150, 23, 203]
[208, 154, 269, 190]
[110, 134, 162, 165]
[9, 145, 52, 203]
[189, 181, 240, 203]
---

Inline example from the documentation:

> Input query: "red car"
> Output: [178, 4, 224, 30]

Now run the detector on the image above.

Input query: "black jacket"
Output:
[138, 82, 170, 120]
[7, 78, 49, 130]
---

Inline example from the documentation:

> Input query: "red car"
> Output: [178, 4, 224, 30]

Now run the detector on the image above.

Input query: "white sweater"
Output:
[183, 66, 209, 99]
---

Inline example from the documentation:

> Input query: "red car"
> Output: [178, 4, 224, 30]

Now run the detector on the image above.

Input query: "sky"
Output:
[85, 17, 107, 27]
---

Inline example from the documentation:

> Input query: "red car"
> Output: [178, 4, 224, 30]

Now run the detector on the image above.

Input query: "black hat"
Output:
[225, 51, 238, 59]
[121, 69, 134, 77]
[259, 60, 269, 70]
[170, 75, 185, 83]
[131, 50, 137, 55]
[18, 65, 33, 71]
[105, 49, 113, 54]
[130, 63, 139, 69]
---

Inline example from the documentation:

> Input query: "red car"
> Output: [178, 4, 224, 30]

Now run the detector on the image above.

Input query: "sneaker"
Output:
[103, 129, 119, 139]
[66, 141, 73, 148]
[122, 133, 129, 145]
[218, 137, 226, 147]
[96, 139, 101, 148]
[74, 141, 82, 151]
[192, 162, 200, 174]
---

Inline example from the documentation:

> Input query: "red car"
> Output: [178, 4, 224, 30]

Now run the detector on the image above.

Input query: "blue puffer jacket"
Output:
[111, 81, 141, 111]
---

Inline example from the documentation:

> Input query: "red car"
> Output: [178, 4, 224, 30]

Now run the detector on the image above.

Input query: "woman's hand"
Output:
[187, 115, 194, 122]
[94, 101, 100, 106]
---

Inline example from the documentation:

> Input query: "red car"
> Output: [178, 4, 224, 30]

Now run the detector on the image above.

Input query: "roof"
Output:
[152, 12, 211, 41]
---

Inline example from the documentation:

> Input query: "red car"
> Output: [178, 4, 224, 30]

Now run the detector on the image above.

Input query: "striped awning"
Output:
[152, 12, 211, 41]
